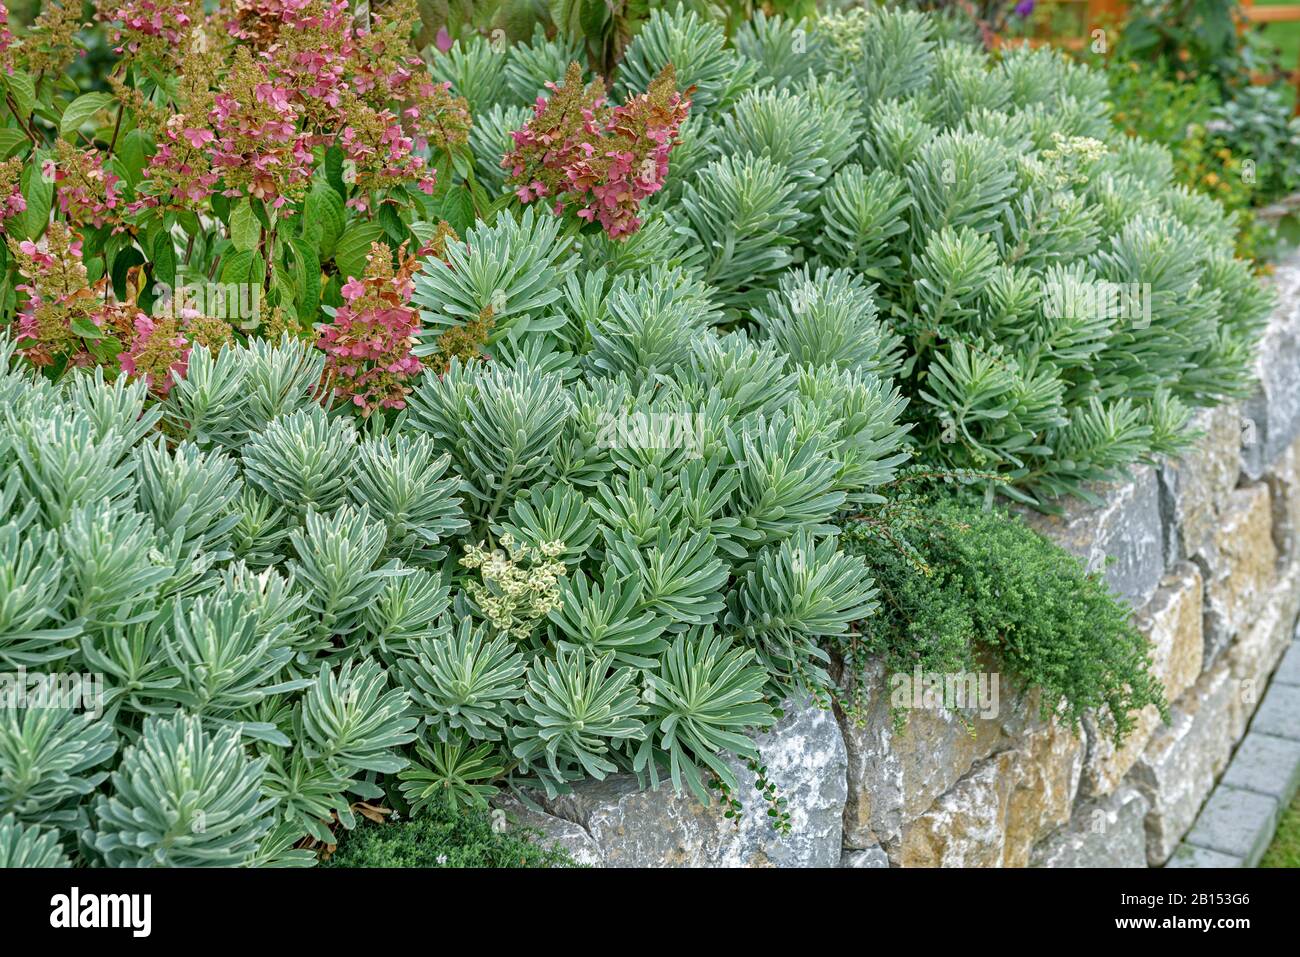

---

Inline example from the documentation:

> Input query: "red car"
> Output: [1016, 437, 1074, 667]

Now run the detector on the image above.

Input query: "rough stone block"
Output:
[1184, 786, 1278, 866]
[1159, 404, 1244, 564]
[840, 846, 889, 868]
[1080, 562, 1202, 797]
[1021, 465, 1165, 610]
[1225, 562, 1300, 736]
[1221, 733, 1300, 804]
[1241, 258, 1300, 480]
[1030, 786, 1149, 868]
[1264, 432, 1300, 560]
[838, 658, 1035, 850]
[1131, 664, 1237, 865]
[541, 699, 847, 867]
[1251, 683, 1300, 742]
[1164, 844, 1243, 868]
[895, 718, 1084, 867]
[1200, 484, 1278, 664]
[494, 795, 604, 867]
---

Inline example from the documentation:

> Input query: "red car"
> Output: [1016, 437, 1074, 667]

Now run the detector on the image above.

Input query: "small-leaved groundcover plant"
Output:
[0, 3, 1268, 865]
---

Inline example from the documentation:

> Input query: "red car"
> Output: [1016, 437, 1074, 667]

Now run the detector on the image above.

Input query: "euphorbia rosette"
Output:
[503, 62, 691, 239]
[316, 241, 424, 414]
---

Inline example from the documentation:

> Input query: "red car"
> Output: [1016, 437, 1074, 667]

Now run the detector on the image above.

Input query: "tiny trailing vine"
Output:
[707, 752, 791, 836]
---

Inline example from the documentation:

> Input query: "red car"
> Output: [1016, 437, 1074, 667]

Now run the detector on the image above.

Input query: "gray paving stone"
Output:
[1221, 733, 1300, 803]
[1251, 683, 1300, 741]
[1274, 640, 1300, 687]
[1184, 786, 1278, 866]
[1164, 844, 1245, 868]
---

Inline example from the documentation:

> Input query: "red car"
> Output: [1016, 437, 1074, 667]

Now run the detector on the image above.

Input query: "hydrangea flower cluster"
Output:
[246, 0, 352, 128]
[338, 106, 437, 210]
[49, 141, 121, 230]
[127, 0, 469, 213]
[0, 156, 24, 220]
[345, 0, 471, 149]
[134, 109, 221, 210]
[7, 221, 219, 394]
[0, 3, 14, 74]
[208, 47, 315, 208]
[9, 223, 108, 369]
[99, 0, 200, 59]
[316, 241, 424, 413]
[503, 62, 690, 238]
[18, 0, 81, 76]
[117, 313, 189, 395]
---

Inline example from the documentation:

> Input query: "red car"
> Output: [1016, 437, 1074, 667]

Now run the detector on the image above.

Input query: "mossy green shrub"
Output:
[837, 480, 1167, 742]
[322, 805, 578, 869]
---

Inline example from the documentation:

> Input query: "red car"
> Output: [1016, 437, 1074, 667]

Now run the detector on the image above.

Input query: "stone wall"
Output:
[503, 255, 1300, 868]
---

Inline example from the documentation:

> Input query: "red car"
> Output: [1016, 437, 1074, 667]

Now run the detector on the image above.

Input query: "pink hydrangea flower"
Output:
[502, 63, 690, 240]
[316, 242, 424, 414]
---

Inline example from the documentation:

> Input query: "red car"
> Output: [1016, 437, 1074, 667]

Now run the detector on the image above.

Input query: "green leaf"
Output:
[220, 249, 262, 286]
[431, 184, 476, 236]
[111, 247, 145, 301]
[324, 146, 348, 199]
[60, 92, 114, 140]
[70, 316, 103, 340]
[229, 199, 260, 253]
[152, 231, 177, 288]
[3, 71, 36, 121]
[303, 184, 345, 258]
[289, 237, 321, 322]
[115, 129, 151, 187]
[378, 202, 409, 244]
[580, 0, 610, 40]
[332, 221, 384, 279]
[0, 129, 27, 160]
[17, 151, 53, 241]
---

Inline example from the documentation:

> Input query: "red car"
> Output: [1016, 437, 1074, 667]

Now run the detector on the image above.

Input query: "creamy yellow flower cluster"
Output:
[460, 534, 568, 640]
